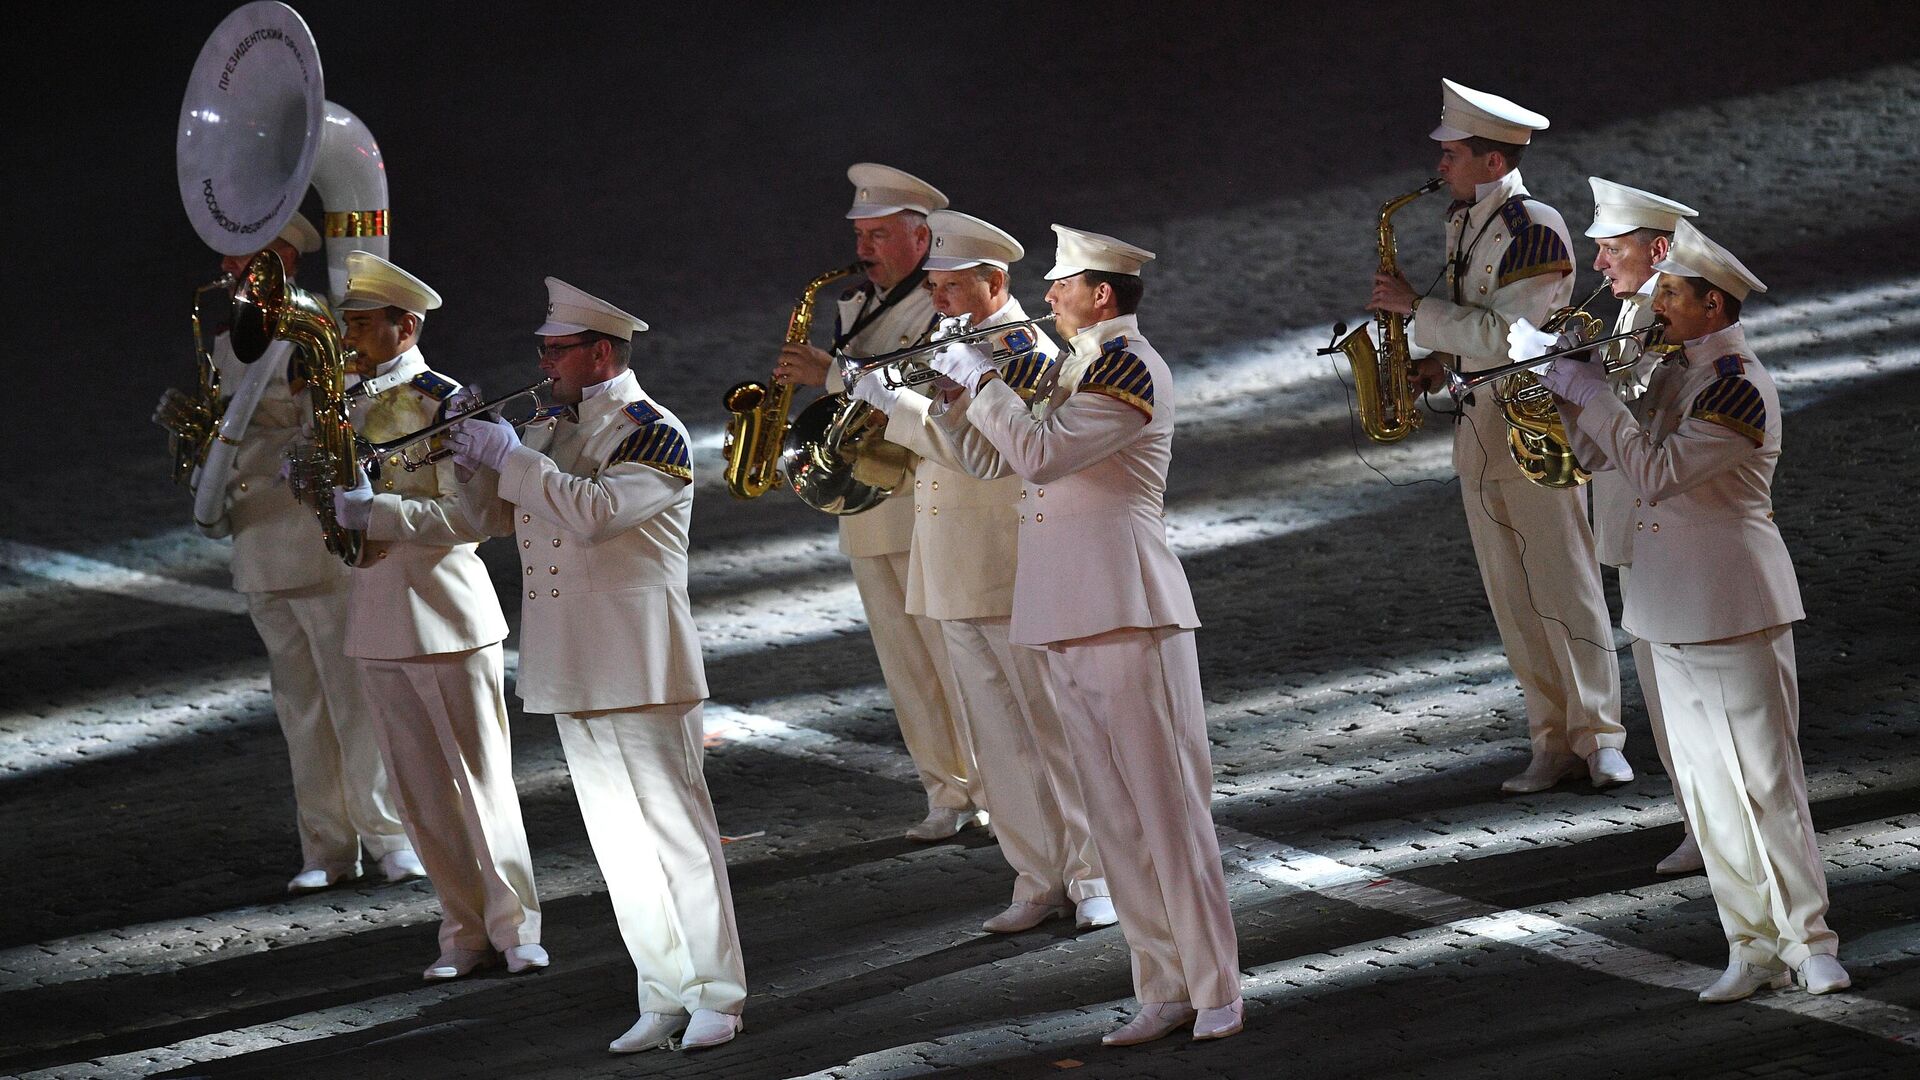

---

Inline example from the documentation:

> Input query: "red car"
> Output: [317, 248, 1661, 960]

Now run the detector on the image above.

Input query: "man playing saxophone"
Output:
[326, 252, 545, 981]
[154, 215, 419, 895]
[1368, 79, 1630, 795]
[847, 210, 1114, 934]
[1584, 178, 1705, 873]
[772, 164, 981, 841]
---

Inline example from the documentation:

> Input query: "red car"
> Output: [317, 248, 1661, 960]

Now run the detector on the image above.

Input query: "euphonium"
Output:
[1324, 178, 1444, 443]
[1493, 280, 1611, 489]
[231, 250, 365, 566]
[721, 262, 864, 498]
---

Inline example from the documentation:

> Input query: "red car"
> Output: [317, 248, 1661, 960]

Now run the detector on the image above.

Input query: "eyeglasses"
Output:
[535, 337, 597, 361]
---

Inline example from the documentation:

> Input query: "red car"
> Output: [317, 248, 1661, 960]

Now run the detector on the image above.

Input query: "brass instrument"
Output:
[721, 262, 865, 498]
[159, 274, 239, 484]
[837, 315, 1058, 392]
[358, 379, 554, 473]
[231, 250, 366, 566]
[781, 383, 914, 516]
[1319, 178, 1444, 443]
[1447, 321, 1668, 400]
[1488, 280, 1613, 488]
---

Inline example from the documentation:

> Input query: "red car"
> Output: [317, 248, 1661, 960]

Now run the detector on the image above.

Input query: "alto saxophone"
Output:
[721, 262, 864, 498]
[1495, 279, 1611, 489]
[1324, 178, 1443, 443]
[158, 274, 238, 484]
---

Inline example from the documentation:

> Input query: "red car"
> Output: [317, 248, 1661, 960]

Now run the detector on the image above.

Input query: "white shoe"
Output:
[1192, 998, 1244, 1040]
[1698, 960, 1789, 1003]
[1797, 954, 1851, 995]
[1656, 834, 1705, 875]
[1075, 896, 1118, 930]
[380, 849, 427, 883]
[1587, 747, 1634, 788]
[678, 1009, 742, 1051]
[1500, 752, 1584, 795]
[286, 867, 354, 894]
[1103, 1002, 1197, 1047]
[503, 943, 549, 974]
[609, 1012, 685, 1053]
[905, 806, 986, 842]
[982, 901, 1070, 934]
[422, 948, 495, 981]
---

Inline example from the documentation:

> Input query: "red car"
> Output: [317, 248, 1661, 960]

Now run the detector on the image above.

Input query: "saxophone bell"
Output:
[1334, 178, 1444, 443]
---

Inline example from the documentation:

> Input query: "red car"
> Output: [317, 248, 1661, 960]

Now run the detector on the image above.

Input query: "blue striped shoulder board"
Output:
[996, 327, 1055, 399]
[1496, 198, 1573, 288]
[409, 370, 458, 401]
[1689, 360, 1766, 446]
[606, 400, 692, 479]
[1076, 336, 1154, 419]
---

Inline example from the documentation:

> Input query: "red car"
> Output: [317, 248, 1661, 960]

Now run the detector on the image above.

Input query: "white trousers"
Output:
[1615, 564, 1691, 834]
[1462, 478, 1623, 757]
[246, 579, 408, 874]
[555, 703, 747, 1016]
[360, 642, 541, 952]
[1651, 625, 1836, 968]
[941, 617, 1107, 905]
[1044, 627, 1239, 1010]
[849, 550, 975, 811]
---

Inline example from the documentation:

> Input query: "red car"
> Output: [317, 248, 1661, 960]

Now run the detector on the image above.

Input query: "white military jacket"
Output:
[828, 273, 939, 558]
[1411, 169, 1577, 483]
[882, 296, 1059, 622]
[209, 334, 348, 595]
[935, 313, 1201, 647]
[1567, 323, 1802, 644]
[1588, 277, 1660, 567]
[345, 348, 508, 660]
[460, 369, 708, 715]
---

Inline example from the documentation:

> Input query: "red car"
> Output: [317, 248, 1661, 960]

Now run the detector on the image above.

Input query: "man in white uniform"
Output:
[327, 253, 544, 980]
[1370, 79, 1630, 795]
[927, 226, 1242, 1045]
[1537, 220, 1848, 1002]
[1585, 178, 1705, 874]
[154, 215, 418, 894]
[774, 164, 980, 840]
[849, 210, 1114, 934]
[450, 279, 746, 1053]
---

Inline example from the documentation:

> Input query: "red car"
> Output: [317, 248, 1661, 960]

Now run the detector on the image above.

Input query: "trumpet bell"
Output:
[177, 2, 325, 256]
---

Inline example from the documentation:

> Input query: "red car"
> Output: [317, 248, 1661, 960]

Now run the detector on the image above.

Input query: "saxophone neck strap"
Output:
[833, 264, 929, 353]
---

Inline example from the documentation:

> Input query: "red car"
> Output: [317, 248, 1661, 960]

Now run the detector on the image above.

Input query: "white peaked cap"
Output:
[1044, 224, 1156, 280]
[1430, 78, 1550, 145]
[1586, 177, 1699, 238]
[1653, 219, 1767, 301]
[276, 212, 321, 254]
[845, 163, 949, 219]
[338, 251, 442, 316]
[925, 210, 1025, 271]
[534, 277, 649, 340]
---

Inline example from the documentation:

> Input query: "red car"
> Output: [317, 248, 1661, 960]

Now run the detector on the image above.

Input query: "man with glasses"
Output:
[327, 252, 544, 982]
[450, 279, 746, 1053]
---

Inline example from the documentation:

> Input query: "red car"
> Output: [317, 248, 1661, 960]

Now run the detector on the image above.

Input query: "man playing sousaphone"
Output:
[773, 164, 981, 842]
[154, 216, 419, 896]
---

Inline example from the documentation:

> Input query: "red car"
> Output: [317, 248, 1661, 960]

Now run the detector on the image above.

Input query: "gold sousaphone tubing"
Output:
[837, 314, 1058, 391]
[1444, 321, 1668, 403]
[357, 377, 555, 473]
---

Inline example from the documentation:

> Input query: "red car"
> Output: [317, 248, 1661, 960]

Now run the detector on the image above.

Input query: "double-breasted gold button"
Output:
[528, 590, 536, 599]
[388, 455, 401, 467]
[1478, 285, 1488, 295]
[1636, 522, 1644, 531]
[1634, 498, 1642, 507]
[1650, 523, 1659, 533]
[376, 550, 387, 559]
[916, 479, 923, 489]
[382, 480, 395, 491]
[930, 507, 938, 515]
[1020, 490, 1027, 499]
[1648, 500, 1658, 507]
[1019, 514, 1026, 524]
[521, 514, 531, 523]
[1036, 488, 1045, 498]
[1034, 513, 1044, 523]
[1484, 264, 1493, 274]
[238, 481, 249, 493]
[549, 566, 559, 574]
[552, 539, 562, 547]
[522, 539, 531, 549]
[524, 566, 532, 576]
[551, 589, 560, 597]
[930, 480, 939, 491]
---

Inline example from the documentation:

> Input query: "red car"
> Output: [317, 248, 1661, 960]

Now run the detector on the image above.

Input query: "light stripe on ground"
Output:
[0, 539, 245, 615]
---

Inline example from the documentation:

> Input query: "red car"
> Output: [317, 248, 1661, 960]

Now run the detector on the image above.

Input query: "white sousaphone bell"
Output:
[174, 1, 390, 549]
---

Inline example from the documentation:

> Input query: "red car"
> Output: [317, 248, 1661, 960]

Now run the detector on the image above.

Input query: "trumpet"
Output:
[1445, 322, 1667, 403]
[358, 378, 555, 474]
[837, 315, 1057, 391]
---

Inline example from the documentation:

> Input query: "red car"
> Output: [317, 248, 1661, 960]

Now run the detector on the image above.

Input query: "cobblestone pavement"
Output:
[5, 4, 1919, 1078]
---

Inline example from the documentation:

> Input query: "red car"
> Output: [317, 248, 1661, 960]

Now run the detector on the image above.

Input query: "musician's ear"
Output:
[1648, 234, 1670, 263]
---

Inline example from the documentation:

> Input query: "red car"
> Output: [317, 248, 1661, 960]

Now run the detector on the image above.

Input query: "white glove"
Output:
[932, 313, 971, 342]
[1534, 355, 1608, 408]
[446, 415, 520, 472]
[331, 467, 374, 530]
[1505, 318, 1559, 362]
[926, 338, 995, 390]
[849, 370, 901, 412]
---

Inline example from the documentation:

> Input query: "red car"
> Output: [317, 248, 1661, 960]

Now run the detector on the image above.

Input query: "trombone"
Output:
[1445, 322, 1668, 403]
[837, 315, 1056, 391]
[357, 377, 554, 474]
